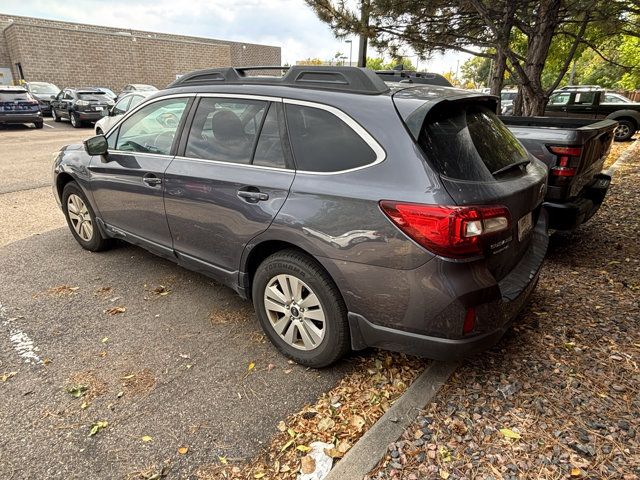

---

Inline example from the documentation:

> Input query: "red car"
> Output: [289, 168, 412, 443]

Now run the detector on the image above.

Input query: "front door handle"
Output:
[143, 174, 162, 187]
[237, 188, 269, 203]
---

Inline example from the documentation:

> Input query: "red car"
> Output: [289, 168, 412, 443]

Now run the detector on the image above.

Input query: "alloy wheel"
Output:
[67, 194, 93, 241]
[263, 274, 326, 351]
[615, 124, 630, 140]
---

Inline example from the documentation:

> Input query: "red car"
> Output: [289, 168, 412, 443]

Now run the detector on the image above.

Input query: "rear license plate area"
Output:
[518, 212, 533, 241]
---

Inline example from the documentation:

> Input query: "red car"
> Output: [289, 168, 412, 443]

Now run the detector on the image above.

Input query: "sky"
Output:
[1, 0, 469, 74]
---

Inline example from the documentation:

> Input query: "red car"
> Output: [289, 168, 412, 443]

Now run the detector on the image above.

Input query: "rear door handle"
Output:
[237, 188, 269, 203]
[143, 174, 162, 187]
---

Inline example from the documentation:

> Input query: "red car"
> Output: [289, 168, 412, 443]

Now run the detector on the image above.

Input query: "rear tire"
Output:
[52, 109, 61, 122]
[62, 181, 111, 252]
[614, 120, 636, 142]
[252, 249, 350, 368]
[70, 112, 82, 128]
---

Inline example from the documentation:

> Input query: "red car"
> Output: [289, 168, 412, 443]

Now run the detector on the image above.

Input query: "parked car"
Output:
[118, 84, 158, 98]
[0, 85, 43, 128]
[53, 66, 548, 367]
[24, 81, 60, 115]
[500, 90, 518, 115]
[545, 87, 640, 141]
[51, 88, 115, 128]
[94, 91, 152, 135]
[501, 116, 616, 230]
[92, 87, 117, 101]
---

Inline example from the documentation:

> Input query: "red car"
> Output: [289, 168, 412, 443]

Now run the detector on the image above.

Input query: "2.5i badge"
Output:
[518, 212, 533, 241]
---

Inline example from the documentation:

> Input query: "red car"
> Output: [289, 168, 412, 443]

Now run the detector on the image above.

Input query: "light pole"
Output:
[340, 56, 348, 66]
[345, 39, 353, 67]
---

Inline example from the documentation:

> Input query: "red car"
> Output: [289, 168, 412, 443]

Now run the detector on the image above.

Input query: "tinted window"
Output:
[253, 104, 286, 168]
[573, 92, 596, 104]
[78, 92, 107, 101]
[286, 104, 376, 172]
[419, 104, 528, 181]
[115, 98, 188, 155]
[113, 96, 131, 115]
[185, 97, 267, 164]
[549, 93, 569, 105]
[0, 90, 30, 101]
[28, 83, 59, 95]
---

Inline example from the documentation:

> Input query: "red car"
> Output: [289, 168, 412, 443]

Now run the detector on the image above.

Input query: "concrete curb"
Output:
[325, 361, 459, 480]
[605, 138, 639, 177]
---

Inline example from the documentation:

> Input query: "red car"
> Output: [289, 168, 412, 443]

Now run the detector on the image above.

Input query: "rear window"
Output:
[78, 92, 106, 101]
[418, 104, 528, 181]
[0, 90, 31, 102]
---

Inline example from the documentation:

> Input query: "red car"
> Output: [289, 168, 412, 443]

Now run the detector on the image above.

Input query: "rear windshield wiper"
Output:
[492, 160, 530, 176]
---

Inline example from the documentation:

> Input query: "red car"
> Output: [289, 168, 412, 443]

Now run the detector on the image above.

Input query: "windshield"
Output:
[78, 92, 107, 101]
[419, 104, 529, 181]
[29, 83, 59, 95]
[501, 92, 517, 101]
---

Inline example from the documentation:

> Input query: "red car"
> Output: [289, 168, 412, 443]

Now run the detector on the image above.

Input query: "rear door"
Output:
[404, 99, 548, 280]
[164, 95, 294, 283]
[88, 96, 192, 254]
[565, 91, 598, 119]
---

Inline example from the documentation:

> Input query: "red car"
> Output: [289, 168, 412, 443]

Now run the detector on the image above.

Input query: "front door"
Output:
[88, 96, 191, 254]
[544, 91, 570, 117]
[164, 96, 294, 284]
[564, 91, 598, 119]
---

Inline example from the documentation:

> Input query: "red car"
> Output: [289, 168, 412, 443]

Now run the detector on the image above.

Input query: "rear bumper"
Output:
[0, 112, 42, 124]
[77, 111, 104, 121]
[544, 173, 611, 230]
[320, 210, 549, 361]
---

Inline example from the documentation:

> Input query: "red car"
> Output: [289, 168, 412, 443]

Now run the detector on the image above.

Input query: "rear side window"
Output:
[419, 104, 528, 181]
[285, 104, 376, 172]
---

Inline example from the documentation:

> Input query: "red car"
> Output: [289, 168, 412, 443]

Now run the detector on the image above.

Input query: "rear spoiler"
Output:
[392, 91, 499, 140]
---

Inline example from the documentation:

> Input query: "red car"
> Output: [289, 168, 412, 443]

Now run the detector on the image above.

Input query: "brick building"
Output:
[0, 13, 280, 90]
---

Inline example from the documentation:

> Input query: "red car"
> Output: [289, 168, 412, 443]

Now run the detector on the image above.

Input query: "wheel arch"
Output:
[607, 111, 640, 129]
[240, 240, 341, 303]
[55, 172, 75, 201]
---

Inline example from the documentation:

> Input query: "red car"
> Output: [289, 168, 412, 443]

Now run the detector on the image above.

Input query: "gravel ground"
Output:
[368, 141, 640, 480]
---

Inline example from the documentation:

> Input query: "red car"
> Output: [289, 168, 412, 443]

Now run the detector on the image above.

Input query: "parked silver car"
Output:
[94, 91, 152, 135]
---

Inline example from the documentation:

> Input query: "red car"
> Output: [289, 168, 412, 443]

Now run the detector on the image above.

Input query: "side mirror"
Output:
[84, 135, 108, 156]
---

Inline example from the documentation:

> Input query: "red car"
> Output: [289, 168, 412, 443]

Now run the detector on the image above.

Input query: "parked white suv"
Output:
[94, 91, 152, 135]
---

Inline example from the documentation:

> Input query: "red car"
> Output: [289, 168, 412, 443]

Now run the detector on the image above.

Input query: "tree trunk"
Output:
[489, 48, 507, 97]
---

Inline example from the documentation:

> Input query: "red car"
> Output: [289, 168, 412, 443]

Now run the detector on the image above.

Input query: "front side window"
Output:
[63, 90, 74, 100]
[285, 104, 376, 172]
[129, 95, 145, 110]
[549, 93, 570, 105]
[115, 98, 189, 155]
[112, 96, 131, 115]
[185, 97, 267, 164]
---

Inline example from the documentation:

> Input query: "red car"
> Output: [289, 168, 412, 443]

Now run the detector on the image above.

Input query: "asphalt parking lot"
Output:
[0, 122, 351, 479]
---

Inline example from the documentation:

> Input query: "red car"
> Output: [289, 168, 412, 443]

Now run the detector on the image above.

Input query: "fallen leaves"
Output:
[178, 446, 189, 455]
[66, 384, 89, 398]
[48, 285, 79, 295]
[300, 455, 315, 474]
[142, 435, 153, 443]
[1, 371, 17, 382]
[196, 352, 425, 480]
[499, 428, 522, 440]
[104, 306, 126, 315]
[88, 420, 108, 437]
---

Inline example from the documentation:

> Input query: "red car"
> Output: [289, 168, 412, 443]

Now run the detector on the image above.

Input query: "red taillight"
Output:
[379, 201, 511, 258]
[547, 145, 582, 182]
[548, 146, 582, 157]
[463, 307, 476, 334]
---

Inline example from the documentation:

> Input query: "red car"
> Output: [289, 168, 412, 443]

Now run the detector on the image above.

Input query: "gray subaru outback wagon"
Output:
[53, 66, 548, 367]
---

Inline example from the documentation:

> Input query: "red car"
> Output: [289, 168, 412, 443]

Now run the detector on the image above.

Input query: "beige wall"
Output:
[0, 13, 281, 89]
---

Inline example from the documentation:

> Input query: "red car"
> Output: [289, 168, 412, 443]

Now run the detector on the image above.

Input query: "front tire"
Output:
[62, 182, 111, 251]
[52, 108, 60, 122]
[614, 120, 636, 142]
[252, 250, 350, 368]
[34, 121, 43, 129]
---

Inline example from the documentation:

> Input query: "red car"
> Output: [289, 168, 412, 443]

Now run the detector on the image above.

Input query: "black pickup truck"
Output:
[544, 87, 640, 141]
[502, 116, 617, 230]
